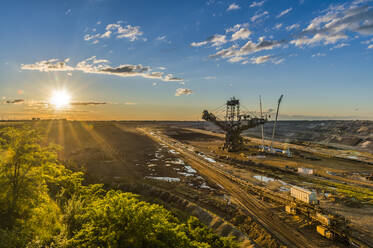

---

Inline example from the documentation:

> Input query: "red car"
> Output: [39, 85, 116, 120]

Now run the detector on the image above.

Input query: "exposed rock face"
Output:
[243, 120, 373, 152]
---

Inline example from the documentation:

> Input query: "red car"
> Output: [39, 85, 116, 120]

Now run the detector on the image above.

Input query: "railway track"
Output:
[141, 128, 321, 248]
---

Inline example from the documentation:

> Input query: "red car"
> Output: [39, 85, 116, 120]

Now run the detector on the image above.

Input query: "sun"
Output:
[50, 90, 71, 108]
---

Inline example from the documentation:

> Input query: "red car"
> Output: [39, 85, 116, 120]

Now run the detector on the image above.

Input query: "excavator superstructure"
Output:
[202, 97, 267, 152]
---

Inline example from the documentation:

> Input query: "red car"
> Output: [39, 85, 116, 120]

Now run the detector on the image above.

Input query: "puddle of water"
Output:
[145, 176, 180, 182]
[169, 149, 179, 155]
[279, 186, 290, 192]
[200, 182, 212, 189]
[253, 175, 275, 183]
[184, 165, 196, 173]
[170, 158, 184, 165]
[178, 172, 194, 177]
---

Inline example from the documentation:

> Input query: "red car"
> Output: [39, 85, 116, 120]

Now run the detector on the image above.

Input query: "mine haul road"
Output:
[141, 129, 320, 248]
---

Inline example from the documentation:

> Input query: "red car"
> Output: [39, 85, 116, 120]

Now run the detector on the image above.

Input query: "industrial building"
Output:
[298, 167, 314, 175]
[290, 186, 317, 204]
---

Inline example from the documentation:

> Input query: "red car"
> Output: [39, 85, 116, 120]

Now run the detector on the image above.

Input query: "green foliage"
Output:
[0, 127, 238, 248]
[67, 190, 238, 248]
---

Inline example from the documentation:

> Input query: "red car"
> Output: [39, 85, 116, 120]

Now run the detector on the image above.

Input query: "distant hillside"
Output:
[242, 120, 373, 152]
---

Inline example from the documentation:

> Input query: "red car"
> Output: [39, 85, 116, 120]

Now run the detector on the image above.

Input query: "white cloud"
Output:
[190, 34, 227, 47]
[228, 56, 245, 63]
[65, 9, 71, 15]
[191, 41, 208, 47]
[277, 7, 293, 18]
[251, 55, 271, 64]
[368, 44, 373, 49]
[291, 2, 373, 47]
[250, 55, 284, 64]
[175, 88, 193, 96]
[312, 53, 326, 57]
[274, 23, 283, 30]
[226, 23, 248, 32]
[84, 22, 143, 43]
[330, 43, 349, 50]
[362, 38, 373, 44]
[250, 1, 265, 8]
[286, 23, 300, 31]
[21, 58, 183, 83]
[231, 28, 251, 41]
[251, 11, 269, 22]
[227, 3, 240, 11]
[210, 37, 283, 63]
[157, 35, 166, 41]
[291, 33, 347, 46]
[204, 76, 216, 80]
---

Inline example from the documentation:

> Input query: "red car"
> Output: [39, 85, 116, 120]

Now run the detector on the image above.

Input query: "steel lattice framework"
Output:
[202, 97, 267, 152]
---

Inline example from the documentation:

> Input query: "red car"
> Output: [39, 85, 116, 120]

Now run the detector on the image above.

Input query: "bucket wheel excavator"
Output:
[202, 97, 267, 152]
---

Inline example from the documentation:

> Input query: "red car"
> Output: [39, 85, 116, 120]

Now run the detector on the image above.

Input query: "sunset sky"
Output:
[1, 0, 373, 120]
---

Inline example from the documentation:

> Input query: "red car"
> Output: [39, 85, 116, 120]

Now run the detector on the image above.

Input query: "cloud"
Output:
[274, 23, 283, 30]
[330, 43, 349, 50]
[156, 35, 171, 44]
[251, 55, 271, 64]
[70, 102, 106, 106]
[227, 3, 240, 11]
[250, 55, 284, 64]
[21, 57, 183, 83]
[191, 34, 227, 47]
[231, 28, 251, 41]
[124, 102, 137, 105]
[250, 1, 265, 8]
[312, 52, 326, 57]
[175, 88, 193, 96]
[65, 9, 71, 15]
[6, 99, 24, 104]
[291, 2, 373, 47]
[84, 22, 143, 43]
[286, 23, 300, 31]
[210, 37, 283, 61]
[251, 11, 269, 22]
[191, 41, 208, 47]
[20, 58, 74, 71]
[362, 37, 373, 48]
[228, 56, 246, 63]
[362, 37, 373, 44]
[204, 76, 216, 80]
[157, 35, 166, 41]
[163, 74, 184, 82]
[277, 7, 293, 18]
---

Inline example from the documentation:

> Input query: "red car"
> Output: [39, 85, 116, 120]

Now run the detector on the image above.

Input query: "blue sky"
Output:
[0, 0, 373, 120]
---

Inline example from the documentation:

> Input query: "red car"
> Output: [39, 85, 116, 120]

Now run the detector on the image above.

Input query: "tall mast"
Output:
[270, 95, 283, 151]
[259, 95, 264, 149]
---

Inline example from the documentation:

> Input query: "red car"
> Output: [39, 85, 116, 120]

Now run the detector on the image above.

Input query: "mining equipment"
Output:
[259, 94, 292, 157]
[270, 94, 283, 150]
[202, 97, 267, 152]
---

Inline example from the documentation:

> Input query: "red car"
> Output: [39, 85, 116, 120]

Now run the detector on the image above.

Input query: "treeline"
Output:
[0, 127, 238, 248]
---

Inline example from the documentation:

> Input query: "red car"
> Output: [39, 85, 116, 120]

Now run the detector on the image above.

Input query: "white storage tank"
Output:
[290, 186, 317, 204]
